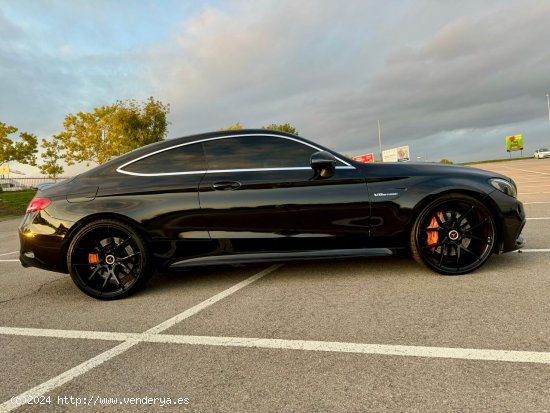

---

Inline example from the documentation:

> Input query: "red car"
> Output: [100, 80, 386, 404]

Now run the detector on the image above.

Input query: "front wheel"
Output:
[67, 219, 153, 299]
[410, 195, 496, 275]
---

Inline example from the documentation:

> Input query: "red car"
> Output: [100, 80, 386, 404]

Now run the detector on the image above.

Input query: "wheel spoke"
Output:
[458, 206, 475, 225]
[101, 272, 113, 289]
[107, 226, 115, 251]
[463, 233, 487, 243]
[119, 262, 138, 278]
[450, 210, 457, 225]
[458, 245, 481, 261]
[73, 263, 99, 267]
[94, 237, 105, 254]
[438, 244, 447, 267]
[118, 252, 141, 262]
[464, 218, 488, 232]
[87, 265, 103, 282]
[112, 272, 125, 289]
[114, 237, 132, 252]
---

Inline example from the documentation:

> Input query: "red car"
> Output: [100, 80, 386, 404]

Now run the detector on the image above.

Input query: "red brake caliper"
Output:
[88, 253, 99, 268]
[426, 212, 442, 252]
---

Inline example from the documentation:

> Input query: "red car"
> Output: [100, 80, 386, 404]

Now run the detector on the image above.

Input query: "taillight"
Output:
[26, 197, 51, 213]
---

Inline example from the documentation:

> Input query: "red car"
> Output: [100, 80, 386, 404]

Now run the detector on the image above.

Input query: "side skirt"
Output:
[169, 248, 393, 269]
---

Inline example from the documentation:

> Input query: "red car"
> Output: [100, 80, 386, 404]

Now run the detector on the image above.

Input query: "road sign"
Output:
[352, 153, 375, 163]
[506, 134, 523, 152]
[382, 146, 410, 162]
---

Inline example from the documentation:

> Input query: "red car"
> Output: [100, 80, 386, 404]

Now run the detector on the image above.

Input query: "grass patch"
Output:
[0, 190, 35, 220]
[461, 156, 532, 165]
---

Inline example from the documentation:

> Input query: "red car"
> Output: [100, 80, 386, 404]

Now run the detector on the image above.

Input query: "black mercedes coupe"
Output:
[19, 130, 526, 299]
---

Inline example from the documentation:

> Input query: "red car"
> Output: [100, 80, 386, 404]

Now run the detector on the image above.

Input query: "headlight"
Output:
[489, 178, 517, 198]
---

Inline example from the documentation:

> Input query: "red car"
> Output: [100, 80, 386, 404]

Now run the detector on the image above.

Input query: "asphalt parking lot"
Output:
[0, 158, 549, 412]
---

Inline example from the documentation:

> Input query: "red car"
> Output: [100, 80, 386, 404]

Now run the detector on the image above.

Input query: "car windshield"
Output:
[539, 148, 550, 152]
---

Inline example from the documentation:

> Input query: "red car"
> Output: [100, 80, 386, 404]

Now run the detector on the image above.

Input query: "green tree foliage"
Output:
[55, 97, 170, 165]
[439, 159, 453, 164]
[39, 137, 65, 179]
[0, 122, 38, 166]
[220, 122, 244, 131]
[262, 123, 299, 135]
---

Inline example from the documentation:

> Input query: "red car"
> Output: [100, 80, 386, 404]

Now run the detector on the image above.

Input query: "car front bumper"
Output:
[486, 190, 526, 253]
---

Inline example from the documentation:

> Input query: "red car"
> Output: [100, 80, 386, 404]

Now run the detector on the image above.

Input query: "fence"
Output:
[0, 176, 73, 192]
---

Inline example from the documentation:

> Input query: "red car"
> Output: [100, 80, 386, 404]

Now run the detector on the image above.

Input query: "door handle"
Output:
[212, 181, 242, 191]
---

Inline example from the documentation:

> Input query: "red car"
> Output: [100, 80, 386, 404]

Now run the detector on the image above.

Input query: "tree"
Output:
[262, 123, 299, 135]
[0, 121, 38, 166]
[220, 122, 244, 130]
[39, 137, 64, 179]
[55, 97, 170, 165]
[440, 159, 453, 164]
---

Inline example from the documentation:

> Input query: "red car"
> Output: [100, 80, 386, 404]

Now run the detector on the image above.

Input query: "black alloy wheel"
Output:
[411, 195, 496, 275]
[67, 219, 152, 299]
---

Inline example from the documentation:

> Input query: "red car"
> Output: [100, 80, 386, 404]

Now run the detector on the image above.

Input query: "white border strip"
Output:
[0, 327, 548, 365]
[0, 264, 282, 413]
[518, 249, 550, 253]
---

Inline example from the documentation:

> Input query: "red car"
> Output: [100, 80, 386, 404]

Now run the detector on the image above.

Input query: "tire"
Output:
[67, 219, 153, 299]
[410, 194, 496, 275]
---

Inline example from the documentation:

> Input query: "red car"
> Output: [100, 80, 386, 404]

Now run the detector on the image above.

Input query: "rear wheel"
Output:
[410, 195, 496, 275]
[67, 219, 152, 299]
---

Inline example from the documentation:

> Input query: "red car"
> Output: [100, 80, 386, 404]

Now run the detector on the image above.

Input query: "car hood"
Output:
[355, 162, 513, 182]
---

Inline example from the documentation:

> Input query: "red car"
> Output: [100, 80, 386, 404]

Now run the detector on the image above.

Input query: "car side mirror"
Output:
[310, 151, 336, 179]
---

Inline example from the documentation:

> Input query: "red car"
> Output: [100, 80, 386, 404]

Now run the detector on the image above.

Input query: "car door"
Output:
[198, 133, 371, 254]
[113, 141, 216, 262]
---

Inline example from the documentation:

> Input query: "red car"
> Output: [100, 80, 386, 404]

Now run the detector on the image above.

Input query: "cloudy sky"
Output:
[2, 0, 550, 174]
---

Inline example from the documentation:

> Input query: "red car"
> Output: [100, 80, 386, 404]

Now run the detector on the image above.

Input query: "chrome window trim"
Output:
[116, 133, 355, 177]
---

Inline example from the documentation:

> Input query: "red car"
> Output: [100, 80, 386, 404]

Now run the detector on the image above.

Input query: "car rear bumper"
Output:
[18, 212, 71, 274]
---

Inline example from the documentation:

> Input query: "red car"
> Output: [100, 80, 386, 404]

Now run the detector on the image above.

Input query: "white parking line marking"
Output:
[0, 327, 139, 341]
[502, 166, 550, 176]
[526, 217, 550, 220]
[0, 252, 17, 257]
[518, 249, 550, 253]
[145, 264, 284, 335]
[0, 264, 282, 413]
[0, 327, 548, 365]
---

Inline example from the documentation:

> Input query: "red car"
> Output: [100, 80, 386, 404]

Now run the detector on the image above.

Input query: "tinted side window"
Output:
[203, 136, 318, 170]
[121, 142, 206, 174]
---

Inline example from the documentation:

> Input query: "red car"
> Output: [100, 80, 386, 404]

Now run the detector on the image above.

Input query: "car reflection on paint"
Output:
[19, 130, 526, 299]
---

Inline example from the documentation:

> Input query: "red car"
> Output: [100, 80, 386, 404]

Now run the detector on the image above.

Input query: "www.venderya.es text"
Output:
[11, 395, 190, 407]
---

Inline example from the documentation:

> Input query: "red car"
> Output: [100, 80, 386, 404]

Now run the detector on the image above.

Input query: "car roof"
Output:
[77, 129, 317, 179]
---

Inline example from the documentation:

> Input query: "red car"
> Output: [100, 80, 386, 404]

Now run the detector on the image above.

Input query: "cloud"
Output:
[141, 0, 550, 162]
[2, 0, 550, 171]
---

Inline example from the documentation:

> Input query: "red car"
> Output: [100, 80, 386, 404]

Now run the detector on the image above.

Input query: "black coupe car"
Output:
[20, 130, 526, 299]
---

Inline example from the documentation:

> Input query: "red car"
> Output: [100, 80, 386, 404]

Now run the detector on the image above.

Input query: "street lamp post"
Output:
[546, 94, 550, 123]
[378, 120, 382, 162]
